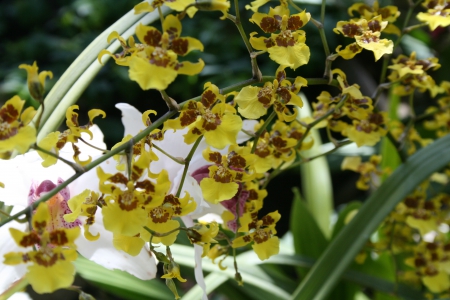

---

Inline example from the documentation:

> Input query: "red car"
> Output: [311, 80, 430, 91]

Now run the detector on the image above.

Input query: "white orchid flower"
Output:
[0, 125, 156, 295]
[116, 103, 257, 300]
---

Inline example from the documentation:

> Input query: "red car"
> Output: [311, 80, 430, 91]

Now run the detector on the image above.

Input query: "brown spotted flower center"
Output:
[202, 110, 221, 131]
[0, 122, 18, 140]
[253, 229, 270, 244]
[150, 48, 172, 67]
[150, 207, 170, 223]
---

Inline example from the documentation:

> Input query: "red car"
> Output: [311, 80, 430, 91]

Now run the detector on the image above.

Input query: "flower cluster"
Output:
[334, 14, 394, 61]
[3, 0, 450, 299]
[99, 14, 204, 91]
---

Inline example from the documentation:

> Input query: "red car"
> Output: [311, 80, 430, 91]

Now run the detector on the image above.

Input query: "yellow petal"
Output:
[129, 56, 178, 90]
[267, 43, 310, 70]
[113, 233, 145, 256]
[27, 260, 75, 294]
[252, 235, 279, 260]
[200, 178, 238, 203]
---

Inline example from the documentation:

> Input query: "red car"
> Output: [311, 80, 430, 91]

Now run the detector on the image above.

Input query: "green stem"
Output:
[33, 145, 84, 173]
[264, 139, 352, 188]
[403, 22, 428, 33]
[160, 90, 180, 111]
[227, 11, 262, 81]
[251, 111, 277, 153]
[295, 94, 348, 149]
[152, 143, 185, 165]
[143, 225, 182, 237]
[79, 137, 108, 152]
[414, 103, 450, 122]
[288, 0, 330, 59]
[262, 161, 286, 189]
[157, 6, 165, 27]
[175, 136, 203, 198]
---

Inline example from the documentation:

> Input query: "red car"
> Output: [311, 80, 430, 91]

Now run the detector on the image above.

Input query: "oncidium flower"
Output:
[334, 15, 394, 61]
[134, 0, 197, 18]
[235, 65, 307, 121]
[0, 95, 36, 155]
[18, 61, 53, 101]
[200, 145, 257, 203]
[164, 82, 243, 149]
[388, 52, 442, 97]
[417, 0, 450, 31]
[186, 221, 219, 255]
[37, 105, 105, 166]
[322, 69, 387, 147]
[99, 14, 204, 91]
[3, 202, 80, 294]
[341, 155, 386, 190]
[347, 0, 401, 35]
[140, 192, 196, 246]
[248, 3, 311, 69]
[232, 211, 281, 260]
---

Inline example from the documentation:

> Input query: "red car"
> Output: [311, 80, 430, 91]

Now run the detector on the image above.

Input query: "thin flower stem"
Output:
[79, 138, 108, 152]
[251, 111, 277, 153]
[263, 139, 353, 187]
[397, 92, 416, 149]
[372, 82, 393, 105]
[320, 0, 327, 25]
[262, 161, 286, 189]
[175, 136, 203, 198]
[415, 103, 450, 122]
[288, 0, 331, 77]
[143, 225, 182, 237]
[295, 94, 349, 149]
[386, 130, 408, 162]
[232, 247, 242, 284]
[158, 6, 165, 27]
[227, 11, 263, 81]
[32, 145, 85, 173]
[152, 143, 185, 165]
[288, 0, 330, 58]
[403, 22, 428, 33]
[240, 129, 255, 138]
[34, 97, 44, 131]
[226, 14, 252, 55]
[408, 91, 416, 118]
[161, 90, 180, 111]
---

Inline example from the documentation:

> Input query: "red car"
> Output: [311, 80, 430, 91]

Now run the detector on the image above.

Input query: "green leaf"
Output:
[331, 201, 362, 239]
[298, 94, 333, 237]
[171, 244, 291, 300]
[74, 256, 172, 300]
[268, 255, 425, 300]
[36, 6, 171, 142]
[291, 134, 450, 300]
[381, 87, 401, 181]
[290, 187, 328, 259]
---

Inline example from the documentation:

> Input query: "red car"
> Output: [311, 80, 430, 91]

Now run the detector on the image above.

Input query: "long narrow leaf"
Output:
[74, 256, 172, 300]
[170, 244, 291, 299]
[291, 134, 450, 300]
[268, 255, 425, 300]
[298, 95, 333, 237]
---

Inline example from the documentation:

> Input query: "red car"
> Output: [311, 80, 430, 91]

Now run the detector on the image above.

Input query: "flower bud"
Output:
[19, 61, 53, 101]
